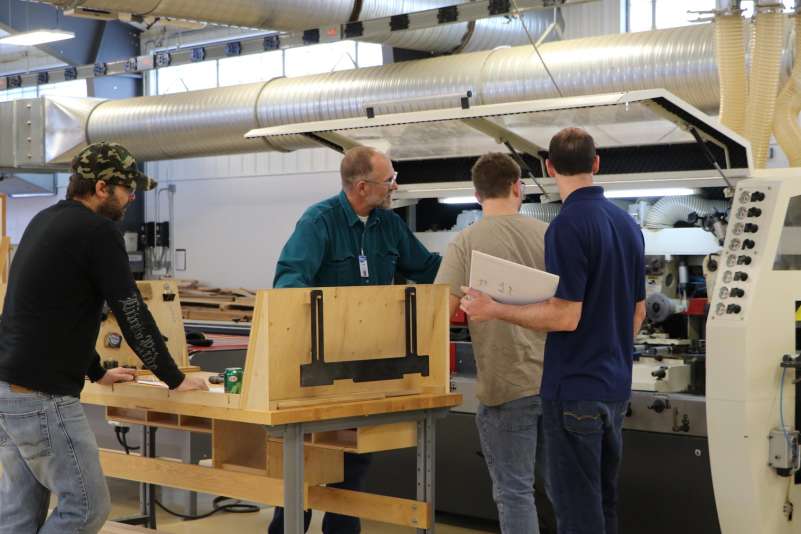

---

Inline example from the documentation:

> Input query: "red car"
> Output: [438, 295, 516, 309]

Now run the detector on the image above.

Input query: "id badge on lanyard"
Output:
[358, 254, 369, 278]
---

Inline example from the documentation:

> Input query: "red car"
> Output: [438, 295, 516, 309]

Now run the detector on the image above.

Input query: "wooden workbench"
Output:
[86, 284, 461, 533]
[84, 384, 460, 533]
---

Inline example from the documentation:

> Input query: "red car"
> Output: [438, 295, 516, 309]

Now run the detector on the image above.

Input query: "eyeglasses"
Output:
[361, 172, 398, 187]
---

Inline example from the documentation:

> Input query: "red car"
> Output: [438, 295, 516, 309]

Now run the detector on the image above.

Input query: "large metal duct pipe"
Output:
[30, 0, 558, 54]
[85, 24, 737, 161]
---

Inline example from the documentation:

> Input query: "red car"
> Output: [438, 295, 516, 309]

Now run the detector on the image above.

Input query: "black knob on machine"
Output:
[648, 398, 669, 413]
[747, 207, 762, 217]
[751, 191, 765, 202]
[730, 288, 745, 298]
[734, 272, 748, 282]
[737, 256, 752, 265]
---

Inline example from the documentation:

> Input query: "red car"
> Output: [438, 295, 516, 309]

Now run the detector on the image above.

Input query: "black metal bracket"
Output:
[303, 29, 321, 45]
[224, 41, 242, 57]
[345, 21, 364, 39]
[390, 14, 410, 31]
[438, 6, 459, 24]
[191, 47, 206, 62]
[300, 287, 430, 387]
[263, 34, 281, 51]
[488, 0, 511, 15]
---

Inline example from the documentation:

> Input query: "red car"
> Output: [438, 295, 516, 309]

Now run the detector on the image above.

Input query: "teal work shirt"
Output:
[274, 192, 441, 288]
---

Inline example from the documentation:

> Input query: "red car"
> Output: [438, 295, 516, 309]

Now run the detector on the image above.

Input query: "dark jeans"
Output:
[541, 399, 628, 534]
[268, 452, 371, 534]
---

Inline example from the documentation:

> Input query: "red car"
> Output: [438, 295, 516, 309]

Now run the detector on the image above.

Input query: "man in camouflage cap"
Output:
[69, 141, 157, 221]
[0, 141, 206, 534]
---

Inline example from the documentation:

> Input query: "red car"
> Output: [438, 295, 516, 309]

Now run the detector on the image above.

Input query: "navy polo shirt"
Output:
[541, 186, 645, 401]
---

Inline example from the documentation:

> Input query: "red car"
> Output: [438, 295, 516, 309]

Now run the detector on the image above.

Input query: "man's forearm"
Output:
[492, 300, 569, 332]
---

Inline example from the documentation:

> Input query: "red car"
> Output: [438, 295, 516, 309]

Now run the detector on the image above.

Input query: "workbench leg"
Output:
[283, 423, 305, 534]
[139, 426, 158, 529]
[417, 413, 436, 534]
[183, 432, 198, 517]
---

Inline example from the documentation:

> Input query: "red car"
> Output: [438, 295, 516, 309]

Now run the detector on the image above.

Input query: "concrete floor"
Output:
[103, 479, 499, 534]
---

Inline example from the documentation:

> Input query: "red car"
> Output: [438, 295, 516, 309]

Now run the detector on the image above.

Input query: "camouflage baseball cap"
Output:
[71, 141, 157, 192]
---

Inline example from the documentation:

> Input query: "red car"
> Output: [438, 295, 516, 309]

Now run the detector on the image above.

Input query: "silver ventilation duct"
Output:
[82, 24, 744, 162]
[31, 0, 558, 54]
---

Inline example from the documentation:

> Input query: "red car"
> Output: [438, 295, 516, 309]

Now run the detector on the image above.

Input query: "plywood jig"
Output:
[242, 284, 451, 412]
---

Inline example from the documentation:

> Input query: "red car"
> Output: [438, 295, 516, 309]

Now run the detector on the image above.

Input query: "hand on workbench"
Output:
[175, 375, 210, 392]
[459, 286, 498, 323]
[97, 367, 137, 386]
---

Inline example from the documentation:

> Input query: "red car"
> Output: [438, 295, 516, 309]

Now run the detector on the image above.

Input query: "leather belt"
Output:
[9, 384, 36, 394]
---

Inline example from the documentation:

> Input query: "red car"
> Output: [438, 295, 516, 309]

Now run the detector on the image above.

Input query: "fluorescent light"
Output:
[9, 193, 56, 198]
[439, 196, 479, 205]
[604, 187, 698, 199]
[0, 30, 75, 47]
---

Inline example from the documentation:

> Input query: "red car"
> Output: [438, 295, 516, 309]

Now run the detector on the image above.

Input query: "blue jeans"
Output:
[541, 399, 628, 534]
[476, 395, 542, 534]
[268, 452, 371, 534]
[0, 381, 111, 534]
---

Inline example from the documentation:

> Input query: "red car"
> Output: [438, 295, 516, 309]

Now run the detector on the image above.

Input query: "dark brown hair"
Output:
[548, 127, 597, 176]
[471, 152, 521, 199]
[66, 175, 96, 200]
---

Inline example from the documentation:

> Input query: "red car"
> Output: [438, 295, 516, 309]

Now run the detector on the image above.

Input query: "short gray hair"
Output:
[340, 146, 383, 188]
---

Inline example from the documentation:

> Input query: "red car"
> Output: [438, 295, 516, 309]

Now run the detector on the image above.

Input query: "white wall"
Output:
[144, 148, 343, 289]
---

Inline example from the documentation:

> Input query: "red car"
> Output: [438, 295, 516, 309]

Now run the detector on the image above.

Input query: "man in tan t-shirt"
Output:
[435, 152, 548, 534]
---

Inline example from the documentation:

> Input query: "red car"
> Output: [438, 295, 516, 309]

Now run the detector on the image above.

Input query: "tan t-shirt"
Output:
[435, 214, 548, 406]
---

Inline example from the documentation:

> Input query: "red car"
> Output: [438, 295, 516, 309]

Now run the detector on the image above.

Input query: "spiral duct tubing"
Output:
[715, 13, 748, 136]
[31, 0, 555, 54]
[744, 8, 786, 168]
[520, 202, 561, 223]
[774, 14, 801, 167]
[84, 24, 757, 162]
[643, 196, 729, 229]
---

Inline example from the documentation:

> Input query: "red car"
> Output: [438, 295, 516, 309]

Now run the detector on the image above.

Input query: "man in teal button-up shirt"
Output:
[269, 146, 441, 534]
[274, 146, 441, 288]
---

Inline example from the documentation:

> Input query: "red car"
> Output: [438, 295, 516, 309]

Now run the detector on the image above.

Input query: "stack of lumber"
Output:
[176, 280, 255, 322]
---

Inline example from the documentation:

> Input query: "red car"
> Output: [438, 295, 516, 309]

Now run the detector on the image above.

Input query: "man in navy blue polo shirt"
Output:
[461, 127, 646, 534]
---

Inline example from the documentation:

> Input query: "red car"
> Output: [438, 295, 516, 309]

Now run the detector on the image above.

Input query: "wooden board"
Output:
[242, 285, 450, 411]
[99, 449, 430, 528]
[95, 280, 188, 369]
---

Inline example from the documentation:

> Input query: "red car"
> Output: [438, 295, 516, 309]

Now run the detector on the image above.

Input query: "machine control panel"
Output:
[712, 182, 777, 322]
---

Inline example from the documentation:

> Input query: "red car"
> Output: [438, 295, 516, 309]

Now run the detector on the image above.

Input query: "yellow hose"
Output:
[716, 13, 748, 136]
[744, 9, 785, 168]
[774, 15, 801, 167]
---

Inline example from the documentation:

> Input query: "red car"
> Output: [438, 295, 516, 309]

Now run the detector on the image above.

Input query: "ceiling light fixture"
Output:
[603, 187, 698, 199]
[439, 196, 479, 205]
[0, 30, 75, 47]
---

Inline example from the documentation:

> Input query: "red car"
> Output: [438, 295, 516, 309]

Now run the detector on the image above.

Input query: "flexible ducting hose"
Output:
[520, 203, 561, 223]
[744, 7, 786, 168]
[643, 196, 729, 229]
[774, 14, 801, 167]
[715, 13, 748, 135]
